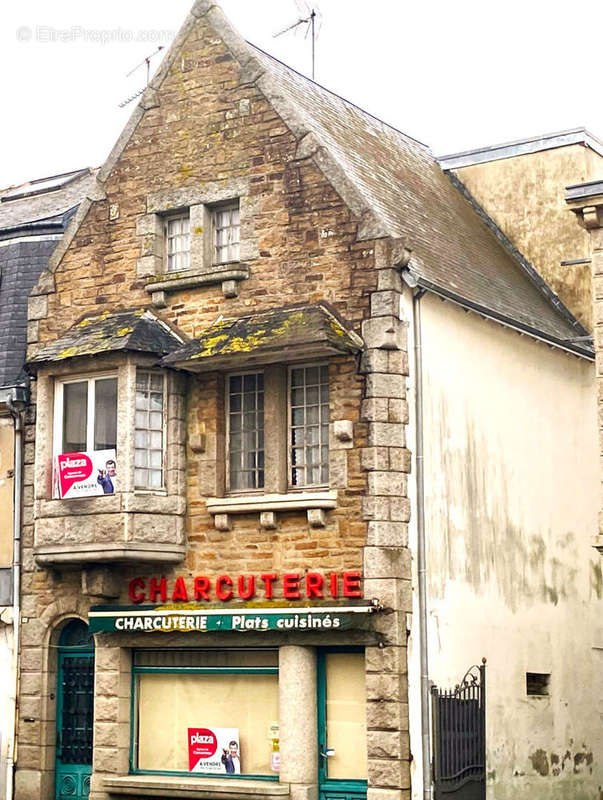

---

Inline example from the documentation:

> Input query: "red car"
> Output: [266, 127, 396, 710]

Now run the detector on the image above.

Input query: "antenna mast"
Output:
[274, 4, 321, 81]
[118, 45, 165, 108]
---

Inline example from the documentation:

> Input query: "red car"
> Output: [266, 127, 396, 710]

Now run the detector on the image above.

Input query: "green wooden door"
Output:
[55, 621, 94, 800]
[317, 650, 368, 800]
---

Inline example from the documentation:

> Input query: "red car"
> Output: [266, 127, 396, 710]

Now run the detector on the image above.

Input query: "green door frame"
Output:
[55, 637, 94, 800]
[317, 648, 368, 800]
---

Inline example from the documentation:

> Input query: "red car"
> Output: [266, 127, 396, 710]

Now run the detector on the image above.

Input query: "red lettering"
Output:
[305, 573, 324, 598]
[329, 572, 338, 598]
[194, 576, 210, 601]
[216, 575, 233, 601]
[261, 573, 278, 599]
[283, 573, 301, 600]
[129, 578, 146, 604]
[238, 575, 255, 600]
[149, 577, 167, 603]
[172, 576, 189, 602]
[342, 571, 362, 598]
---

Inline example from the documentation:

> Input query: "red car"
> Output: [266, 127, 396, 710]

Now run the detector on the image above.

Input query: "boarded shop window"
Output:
[132, 649, 278, 777]
[324, 652, 367, 780]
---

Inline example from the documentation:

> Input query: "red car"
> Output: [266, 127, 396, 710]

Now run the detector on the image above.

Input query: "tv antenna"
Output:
[273, 1, 322, 81]
[118, 45, 165, 108]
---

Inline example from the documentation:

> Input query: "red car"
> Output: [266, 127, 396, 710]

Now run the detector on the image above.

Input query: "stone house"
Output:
[13, 3, 603, 800]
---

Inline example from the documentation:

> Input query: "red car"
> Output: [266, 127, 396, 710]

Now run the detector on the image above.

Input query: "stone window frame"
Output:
[34, 353, 187, 513]
[205, 359, 353, 531]
[136, 178, 258, 305]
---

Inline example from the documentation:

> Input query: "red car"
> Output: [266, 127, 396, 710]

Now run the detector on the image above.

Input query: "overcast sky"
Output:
[2, 0, 603, 188]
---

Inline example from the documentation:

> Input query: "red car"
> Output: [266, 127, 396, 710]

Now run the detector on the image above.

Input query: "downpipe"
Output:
[409, 285, 432, 800]
[5, 399, 23, 800]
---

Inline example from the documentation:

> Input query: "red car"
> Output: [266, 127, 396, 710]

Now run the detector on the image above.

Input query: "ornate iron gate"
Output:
[431, 662, 486, 800]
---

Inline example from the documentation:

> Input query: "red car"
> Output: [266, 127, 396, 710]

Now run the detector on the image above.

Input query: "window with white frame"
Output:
[226, 364, 329, 494]
[228, 373, 264, 491]
[135, 371, 165, 489]
[289, 365, 329, 487]
[213, 203, 240, 265]
[54, 375, 117, 456]
[165, 213, 190, 272]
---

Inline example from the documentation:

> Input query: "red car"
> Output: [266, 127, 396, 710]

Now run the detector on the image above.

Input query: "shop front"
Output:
[74, 573, 383, 800]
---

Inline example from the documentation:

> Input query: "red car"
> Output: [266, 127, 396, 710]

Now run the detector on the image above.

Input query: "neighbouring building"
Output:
[439, 128, 603, 331]
[0, 169, 94, 799]
[11, 4, 603, 800]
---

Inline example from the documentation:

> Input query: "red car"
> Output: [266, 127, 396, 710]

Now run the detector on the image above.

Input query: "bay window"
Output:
[226, 364, 330, 495]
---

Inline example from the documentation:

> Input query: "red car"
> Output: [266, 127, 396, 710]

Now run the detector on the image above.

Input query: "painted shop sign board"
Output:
[88, 604, 378, 634]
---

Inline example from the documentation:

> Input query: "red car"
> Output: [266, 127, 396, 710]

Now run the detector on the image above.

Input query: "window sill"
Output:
[144, 263, 249, 304]
[206, 490, 337, 530]
[103, 775, 289, 800]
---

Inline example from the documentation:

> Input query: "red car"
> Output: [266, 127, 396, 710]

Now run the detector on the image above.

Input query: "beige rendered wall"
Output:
[418, 295, 601, 800]
[454, 144, 603, 331]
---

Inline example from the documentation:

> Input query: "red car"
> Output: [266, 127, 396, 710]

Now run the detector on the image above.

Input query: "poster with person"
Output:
[188, 728, 241, 774]
[55, 449, 118, 499]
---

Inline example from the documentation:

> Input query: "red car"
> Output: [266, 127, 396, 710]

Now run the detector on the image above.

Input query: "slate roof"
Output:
[250, 45, 590, 353]
[28, 309, 185, 368]
[163, 304, 362, 370]
[0, 169, 95, 388]
[0, 169, 96, 234]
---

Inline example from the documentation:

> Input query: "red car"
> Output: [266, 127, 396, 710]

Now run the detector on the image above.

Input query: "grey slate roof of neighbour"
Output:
[0, 169, 96, 234]
[28, 308, 185, 368]
[163, 303, 363, 369]
[0, 169, 96, 388]
[250, 46, 590, 354]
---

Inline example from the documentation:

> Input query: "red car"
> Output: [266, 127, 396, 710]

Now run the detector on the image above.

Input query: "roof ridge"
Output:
[247, 42, 430, 153]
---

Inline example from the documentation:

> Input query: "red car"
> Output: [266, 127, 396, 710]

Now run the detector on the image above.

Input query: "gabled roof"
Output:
[28, 308, 185, 368]
[40, 1, 590, 357]
[163, 303, 362, 371]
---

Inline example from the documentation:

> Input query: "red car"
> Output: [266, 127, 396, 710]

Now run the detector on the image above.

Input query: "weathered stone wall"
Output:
[453, 144, 603, 331]
[17, 6, 412, 800]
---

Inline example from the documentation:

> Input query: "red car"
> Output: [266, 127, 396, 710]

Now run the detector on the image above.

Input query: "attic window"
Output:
[526, 672, 550, 696]
[165, 213, 190, 272]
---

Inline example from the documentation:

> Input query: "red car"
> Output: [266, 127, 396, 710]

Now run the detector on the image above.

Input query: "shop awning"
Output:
[161, 303, 363, 372]
[28, 307, 186, 368]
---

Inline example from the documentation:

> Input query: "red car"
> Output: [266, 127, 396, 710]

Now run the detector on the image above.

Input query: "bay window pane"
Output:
[289, 365, 329, 486]
[62, 381, 88, 453]
[135, 371, 164, 489]
[94, 378, 117, 451]
[229, 373, 264, 491]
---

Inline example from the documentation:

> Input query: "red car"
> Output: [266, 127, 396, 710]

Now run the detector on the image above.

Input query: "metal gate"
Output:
[431, 661, 486, 800]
